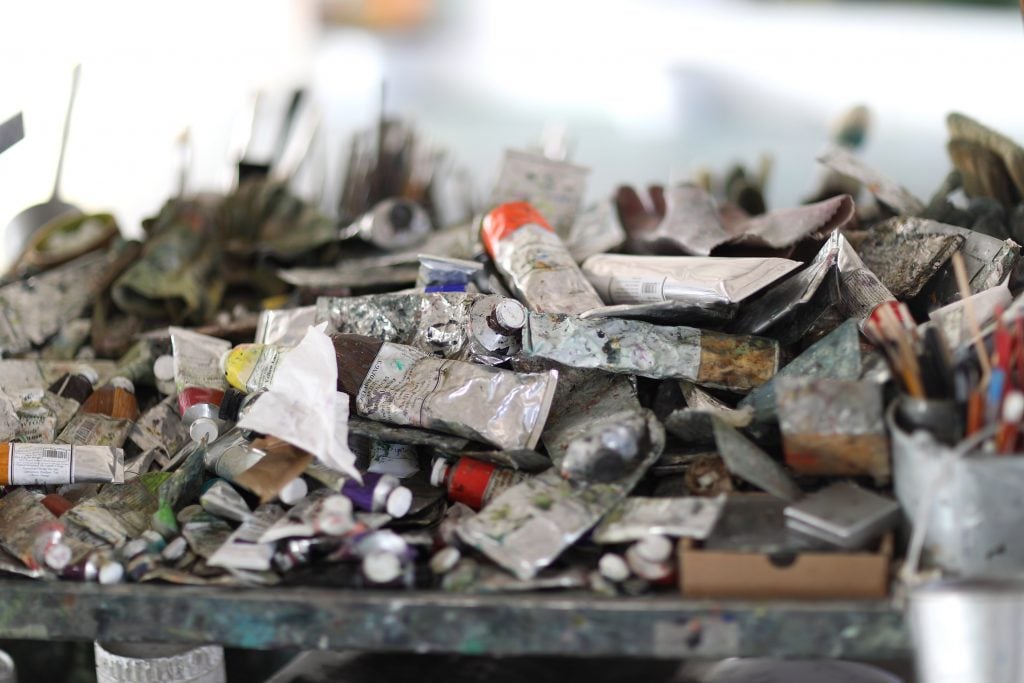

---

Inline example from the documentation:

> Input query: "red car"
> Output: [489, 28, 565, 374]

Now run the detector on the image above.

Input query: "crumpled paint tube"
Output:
[662, 382, 753, 447]
[855, 215, 965, 300]
[207, 504, 286, 571]
[522, 313, 778, 392]
[816, 147, 925, 215]
[317, 291, 528, 366]
[776, 376, 889, 482]
[712, 419, 802, 502]
[62, 471, 170, 546]
[564, 197, 626, 263]
[0, 489, 93, 570]
[581, 254, 801, 308]
[834, 235, 896, 324]
[0, 359, 118, 394]
[0, 250, 114, 355]
[724, 194, 855, 251]
[591, 495, 726, 544]
[254, 306, 317, 346]
[129, 396, 191, 468]
[490, 149, 589, 236]
[199, 479, 251, 523]
[334, 334, 558, 451]
[456, 410, 664, 580]
[0, 443, 123, 485]
[738, 318, 862, 426]
[481, 201, 604, 315]
[729, 231, 841, 336]
[203, 430, 307, 505]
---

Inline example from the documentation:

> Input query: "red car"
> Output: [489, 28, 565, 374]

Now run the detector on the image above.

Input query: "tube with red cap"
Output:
[169, 327, 231, 443]
[481, 201, 604, 315]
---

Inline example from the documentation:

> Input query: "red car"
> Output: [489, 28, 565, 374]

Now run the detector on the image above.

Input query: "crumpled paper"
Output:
[237, 323, 359, 482]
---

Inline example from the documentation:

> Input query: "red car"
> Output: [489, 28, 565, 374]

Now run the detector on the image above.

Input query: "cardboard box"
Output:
[678, 534, 892, 599]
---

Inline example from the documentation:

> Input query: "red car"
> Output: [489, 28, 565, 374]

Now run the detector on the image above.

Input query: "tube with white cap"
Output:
[203, 430, 307, 505]
[170, 328, 231, 444]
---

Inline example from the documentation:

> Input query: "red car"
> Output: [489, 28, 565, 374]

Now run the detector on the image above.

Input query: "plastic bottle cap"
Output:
[109, 376, 135, 394]
[98, 561, 125, 585]
[494, 299, 527, 331]
[44, 543, 73, 571]
[430, 547, 461, 575]
[634, 535, 673, 564]
[279, 478, 309, 506]
[76, 365, 99, 385]
[362, 551, 402, 584]
[598, 553, 631, 583]
[430, 458, 450, 488]
[153, 355, 175, 381]
[385, 486, 413, 518]
[189, 417, 219, 445]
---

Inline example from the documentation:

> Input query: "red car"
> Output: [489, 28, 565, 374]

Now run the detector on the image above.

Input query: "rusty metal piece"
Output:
[776, 377, 889, 482]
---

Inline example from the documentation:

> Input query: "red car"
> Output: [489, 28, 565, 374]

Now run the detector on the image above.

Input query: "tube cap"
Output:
[98, 561, 125, 585]
[188, 417, 219, 445]
[634, 535, 673, 563]
[218, 388, 247, 422]
[598, 553, 631, 583]
[153, 355, 175, 382]
[44, 543, 72, 571]
[279, 477, 309, 506]
[430, 458, 451, 488]
[316, 495, 354, 535]
[385, 486, 413, 519]
[76, 365, 99, 385]
[362, 551, 402, 584]
[110, 376, 135, 394]
[429, 547, 461, 575]
[493, 299, 527, 332]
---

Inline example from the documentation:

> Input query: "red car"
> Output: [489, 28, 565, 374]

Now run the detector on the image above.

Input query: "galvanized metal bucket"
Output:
[889, 401, 1024, 578]
[909, 580, 1024, 683]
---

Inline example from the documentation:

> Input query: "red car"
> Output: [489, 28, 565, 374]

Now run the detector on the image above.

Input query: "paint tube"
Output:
[440, 448, 551, 472]
[491, 149, 589, 236]
[724, 194, 854, 251]
[199, 479, 252, 523]
[0, 249, 114, 355]
[207, 504, 286, 571]
[340, 471, 412, 517]
[254, 305, 317, 346]
[203, 430, 308, 505]
[47, 366, 98, 405]
[0, 489, 92, 570]
[0, 442, 123, 485]
[129, 396, 191, 468]
[347, 415, 471, 453]
[334, 334, 558, 451]
[417, 255, 484, 293]
[728, 231, 842, 336]
[14, 388, 58, 442]
[560, 412, 654, 484]
[318, 291, 529, 366]
[170, 327, 232, 443]
[581, 254, 801, 309]
[662, 382, 753, 447]
[835, 236, 896, 324]
[368, 440, 420, 478]
[222, 343, 287, 394]
[259, 489, 355, 543]
[776, 376, 889, 482]
[61, 472, 168, 546]
[522, 313, 778, 392]
[56, 377, 139, 448]
[592, 496, 726, 544]
[181, 514, 234, 560]
[456, 411, 665, 580]
[430, 456, 531, 511]
[564, 197, 626, 263]
[338, 198, 432, 250]
[481, 201, 604, 314]
[712, 418, 802, 501]
[817, 146, 925, 215]
[0, 359, 118, 394]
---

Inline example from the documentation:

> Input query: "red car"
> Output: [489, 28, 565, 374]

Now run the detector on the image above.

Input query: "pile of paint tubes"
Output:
[0, 105, 1023, 599]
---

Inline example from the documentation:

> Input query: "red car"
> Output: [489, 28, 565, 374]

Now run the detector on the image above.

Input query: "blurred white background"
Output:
[1, 0, 1022, 263]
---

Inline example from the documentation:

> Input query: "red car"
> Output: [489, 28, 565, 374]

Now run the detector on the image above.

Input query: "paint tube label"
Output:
[57, 413, 133, 448]
[170, 327, 231, 394]
[356, 342, 558, 451]
[2, 443, 73, 485]
[224, 345, 284, 393]
[600, 276, 669, 304]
